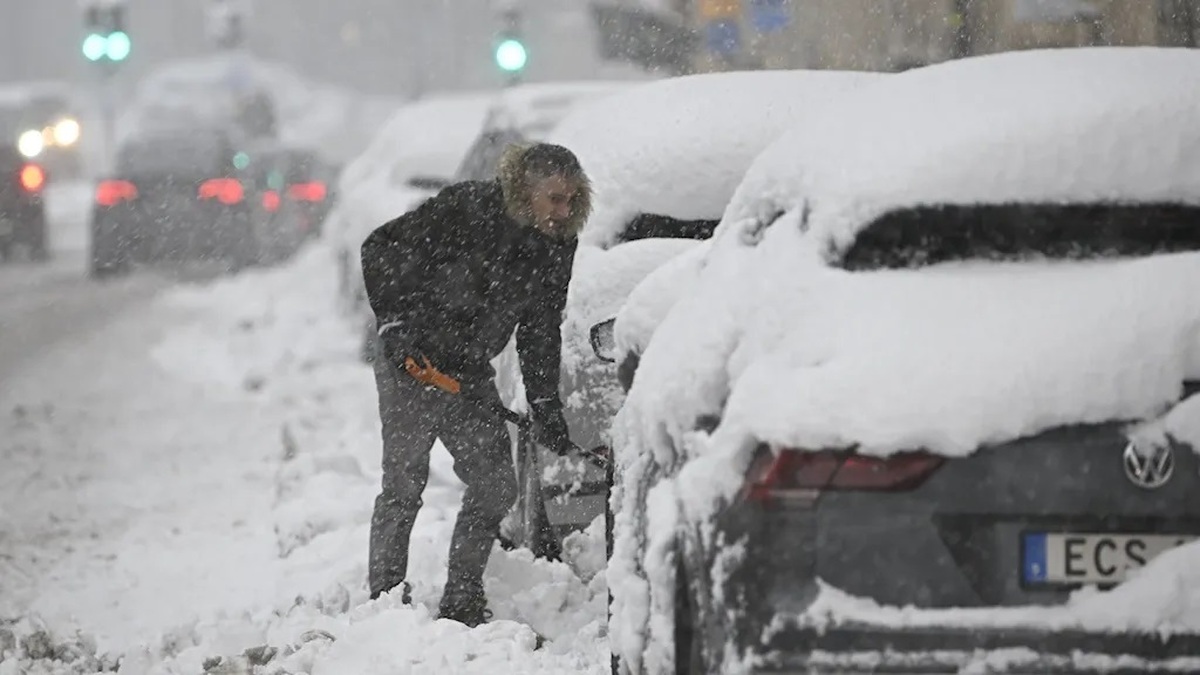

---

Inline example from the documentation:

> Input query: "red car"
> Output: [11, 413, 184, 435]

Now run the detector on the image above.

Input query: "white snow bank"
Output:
[799, 541, 1200, 636]
[718, 47, 1200, 258]
[549, 69, 882, 248]
[613, 239, 707, 357]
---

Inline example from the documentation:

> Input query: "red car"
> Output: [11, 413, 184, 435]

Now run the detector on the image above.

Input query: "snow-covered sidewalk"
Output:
[0, 245, 609, 674]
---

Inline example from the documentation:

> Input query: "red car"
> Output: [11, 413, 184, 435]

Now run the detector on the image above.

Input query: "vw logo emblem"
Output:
[1123, 441, 1174, 490]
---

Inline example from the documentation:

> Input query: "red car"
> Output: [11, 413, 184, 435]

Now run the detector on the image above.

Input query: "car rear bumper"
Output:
[756, 622, 1200, 673]
[94, 202, 253, 262]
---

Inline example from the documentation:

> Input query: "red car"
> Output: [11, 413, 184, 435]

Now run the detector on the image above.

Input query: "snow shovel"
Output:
[403, 356, 612, 470]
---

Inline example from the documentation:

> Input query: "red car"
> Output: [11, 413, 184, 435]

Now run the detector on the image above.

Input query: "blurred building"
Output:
[591, 0, 1199, 74]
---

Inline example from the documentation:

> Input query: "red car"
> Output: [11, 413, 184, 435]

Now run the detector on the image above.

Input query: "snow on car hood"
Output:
[549, 69, 883, 248]
[613, 239, 707, 357]
[716, 48, 1200, 259]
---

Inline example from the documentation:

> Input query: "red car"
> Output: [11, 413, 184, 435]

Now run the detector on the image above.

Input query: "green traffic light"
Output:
[233, 152, 251, 170]
[106, 31, 131, 61]
[495, 38, 527, 72]
[82, 33, 107, 61]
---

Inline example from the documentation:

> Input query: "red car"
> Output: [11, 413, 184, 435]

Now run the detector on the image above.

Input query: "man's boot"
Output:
[438, 585, 492, 627]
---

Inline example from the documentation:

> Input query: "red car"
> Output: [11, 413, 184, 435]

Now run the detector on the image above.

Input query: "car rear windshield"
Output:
[117, 134, 230, 177]
[619, 213, 719, 243]
[840, 203, 1200, 271]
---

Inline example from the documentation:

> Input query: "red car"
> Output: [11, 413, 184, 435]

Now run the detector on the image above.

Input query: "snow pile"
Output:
[717, 47, 1200, 259]
[549, 69, 882, 248]
[613, 239, 707, 357]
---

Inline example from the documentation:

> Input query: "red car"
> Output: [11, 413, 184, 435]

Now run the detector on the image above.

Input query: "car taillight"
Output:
[20, 164, 45, 192]
[742, 448, 943, 504]
[198, 178, 244, 205]
[96, 179, 137, 206]
[262, 189, 281, 212]
[286, 181, 326, 202]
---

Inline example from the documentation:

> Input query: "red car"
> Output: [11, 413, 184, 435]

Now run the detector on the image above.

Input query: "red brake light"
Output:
[198, 178, 244, 205]
[743, 448, 944, 504]
[96, 179, 137, 206]
[286, 181, 326, 202]
[262, 190, 281, 212]
[20, 164, 45, 192]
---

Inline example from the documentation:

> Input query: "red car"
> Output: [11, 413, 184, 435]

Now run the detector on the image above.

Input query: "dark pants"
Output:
[368, 350, 517, 603]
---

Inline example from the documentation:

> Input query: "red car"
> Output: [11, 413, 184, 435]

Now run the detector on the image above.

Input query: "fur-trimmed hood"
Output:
[497, 143, 592, 239]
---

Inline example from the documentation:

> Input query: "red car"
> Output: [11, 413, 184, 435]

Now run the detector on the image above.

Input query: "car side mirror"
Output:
[407, 175, 450, 191]
[589, 318, 617, 363]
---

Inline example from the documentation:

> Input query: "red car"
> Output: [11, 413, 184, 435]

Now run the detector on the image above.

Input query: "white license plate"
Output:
[1023, 532, 1195, 584]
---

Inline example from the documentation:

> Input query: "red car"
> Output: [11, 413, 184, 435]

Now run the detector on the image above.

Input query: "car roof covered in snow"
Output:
[339, 91, 495, 193]
[719, 47, 1200, 260]
[548, 69, 884, 248]
[482, 80, 636, 141]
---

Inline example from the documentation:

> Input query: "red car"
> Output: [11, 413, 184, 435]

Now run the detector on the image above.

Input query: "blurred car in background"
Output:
[0, 144, 48, 262]
[325, 91, 495, 357]
[0, 81, 86, 180]
[90, 126, 256, 277]
[123, 56, 279, 143]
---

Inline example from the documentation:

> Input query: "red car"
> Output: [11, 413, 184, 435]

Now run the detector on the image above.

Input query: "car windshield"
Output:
[839, 203, 1200, 271]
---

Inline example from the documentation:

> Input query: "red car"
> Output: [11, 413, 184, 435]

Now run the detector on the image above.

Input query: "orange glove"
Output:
[403, 356, 461, 394]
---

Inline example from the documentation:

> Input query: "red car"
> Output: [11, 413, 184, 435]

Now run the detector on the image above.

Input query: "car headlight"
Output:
[53, 118, 80, 146]
[17, 129, 44, 158]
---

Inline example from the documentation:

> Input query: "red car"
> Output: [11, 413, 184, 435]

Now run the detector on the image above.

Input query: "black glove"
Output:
[378, 327, 424, 368]
[531, 400, 573, 457]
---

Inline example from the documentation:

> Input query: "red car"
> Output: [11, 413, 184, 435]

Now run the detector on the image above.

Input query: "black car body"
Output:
[0, 145, 48, 261]
[90, 127, 255, 276]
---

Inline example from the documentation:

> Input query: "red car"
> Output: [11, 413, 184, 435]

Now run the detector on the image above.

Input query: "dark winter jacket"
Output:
[360, 149, 588, 410]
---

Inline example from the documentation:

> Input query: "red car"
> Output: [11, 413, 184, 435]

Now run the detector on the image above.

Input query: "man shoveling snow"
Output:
[360, 143, 591, 627]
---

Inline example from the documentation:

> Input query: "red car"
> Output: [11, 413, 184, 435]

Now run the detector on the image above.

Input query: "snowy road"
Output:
[0, 182, 167, 382]
[0, 229, 608, 673]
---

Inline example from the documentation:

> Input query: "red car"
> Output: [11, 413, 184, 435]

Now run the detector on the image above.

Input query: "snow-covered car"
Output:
[512, 70, 882, 552]
[609, 47, 1200, 674]
[325, 92, 494, 356]
[454, 80, 633, 183]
